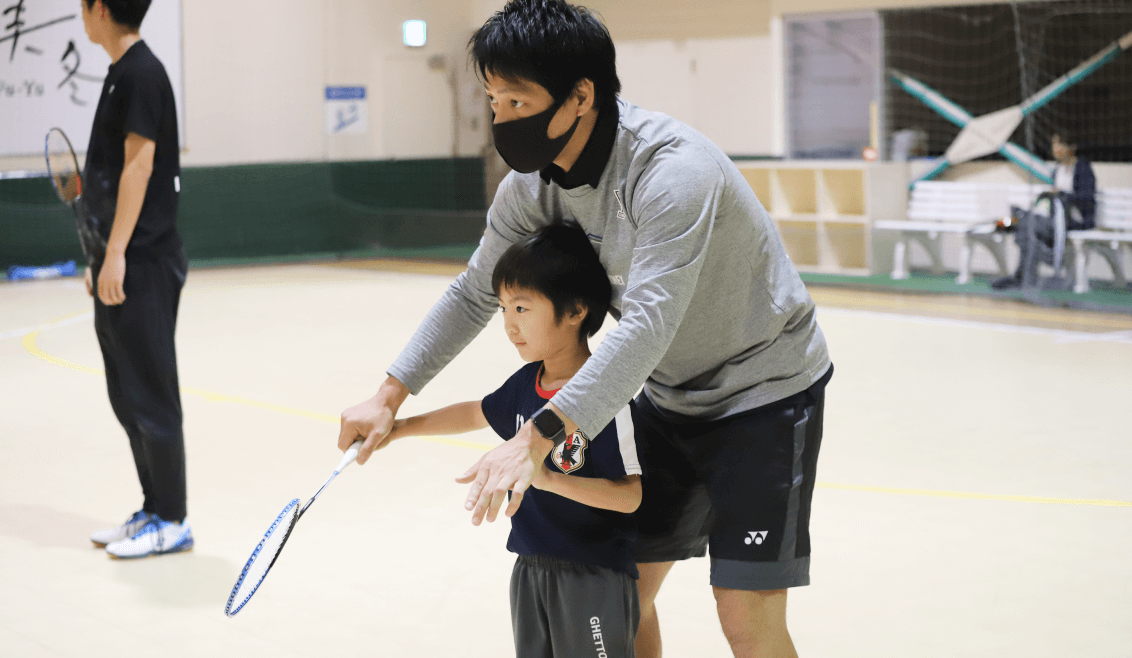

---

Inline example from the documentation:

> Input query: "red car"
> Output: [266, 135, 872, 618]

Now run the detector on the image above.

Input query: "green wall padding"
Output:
[1, 158, 487, 270]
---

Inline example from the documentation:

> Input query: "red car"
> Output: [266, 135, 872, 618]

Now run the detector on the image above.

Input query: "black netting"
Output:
[885, 0, 1132, 164]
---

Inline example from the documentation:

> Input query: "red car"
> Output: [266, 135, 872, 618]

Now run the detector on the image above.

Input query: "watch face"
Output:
[533, 409, 564, 437]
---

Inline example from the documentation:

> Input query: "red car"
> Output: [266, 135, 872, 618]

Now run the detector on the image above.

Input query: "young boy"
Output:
[378, 223, 643, 657]
[80, 0, 192, 558]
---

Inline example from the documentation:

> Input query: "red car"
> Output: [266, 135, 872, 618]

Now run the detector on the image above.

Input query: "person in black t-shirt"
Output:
[371, 224, 644, 658]
[80, 0, 193, 560]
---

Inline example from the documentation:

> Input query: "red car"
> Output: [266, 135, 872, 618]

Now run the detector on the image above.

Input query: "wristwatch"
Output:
[531, 408, 567, 446]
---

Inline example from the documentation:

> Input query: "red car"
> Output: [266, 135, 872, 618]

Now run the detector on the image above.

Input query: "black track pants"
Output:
[93, 249, 187, 522]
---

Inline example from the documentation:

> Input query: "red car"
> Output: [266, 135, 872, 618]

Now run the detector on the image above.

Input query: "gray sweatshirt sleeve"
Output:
[386, 175, 538, 394]
[554, 152, 725, 438]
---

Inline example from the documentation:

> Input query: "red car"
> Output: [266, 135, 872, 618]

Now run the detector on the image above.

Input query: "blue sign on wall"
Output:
[326, 86, 367, 101]
[325, 86, 368, 134]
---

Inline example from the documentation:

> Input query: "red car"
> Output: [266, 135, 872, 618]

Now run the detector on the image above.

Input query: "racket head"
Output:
[44, 128, 82, 206]
[225, 498, 302, 617]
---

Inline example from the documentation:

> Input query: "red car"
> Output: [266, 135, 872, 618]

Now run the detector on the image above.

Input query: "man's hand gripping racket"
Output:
[224, 440, 363, 617]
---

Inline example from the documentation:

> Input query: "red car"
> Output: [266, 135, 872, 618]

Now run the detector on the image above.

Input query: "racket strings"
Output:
[226, 499, 301, 616]
[45, 130, 82, 204]
[48, 156, 81, 202]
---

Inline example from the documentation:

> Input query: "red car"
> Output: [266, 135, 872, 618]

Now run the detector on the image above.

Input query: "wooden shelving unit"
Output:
[736, 161, 907, 275]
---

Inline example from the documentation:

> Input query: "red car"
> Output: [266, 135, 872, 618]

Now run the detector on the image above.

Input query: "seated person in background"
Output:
[373, 222, 644, 658]
[994, 131, 1096, 289]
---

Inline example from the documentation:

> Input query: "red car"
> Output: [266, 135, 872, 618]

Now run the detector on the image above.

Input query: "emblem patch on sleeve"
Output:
[553, 430, 589, 474]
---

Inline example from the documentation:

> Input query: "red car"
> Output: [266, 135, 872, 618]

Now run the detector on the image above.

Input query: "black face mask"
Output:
[491, 100, 581, 173]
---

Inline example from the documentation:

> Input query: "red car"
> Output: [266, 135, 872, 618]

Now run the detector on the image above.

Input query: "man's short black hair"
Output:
[83, 0, 151, 30]
[470, 0, 621, 112]
[1052, 131, 1078, 151]
[492, 222, 611, 341]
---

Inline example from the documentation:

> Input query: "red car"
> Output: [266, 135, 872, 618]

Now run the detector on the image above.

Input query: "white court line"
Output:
[0, 311, 93, 341]
[818, 306, 1132, 346]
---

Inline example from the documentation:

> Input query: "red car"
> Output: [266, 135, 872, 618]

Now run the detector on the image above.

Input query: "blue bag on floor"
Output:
[6, 260, 78, 281]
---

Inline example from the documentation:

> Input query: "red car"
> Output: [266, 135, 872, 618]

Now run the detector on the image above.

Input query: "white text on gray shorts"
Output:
[590, 616, 607, 657]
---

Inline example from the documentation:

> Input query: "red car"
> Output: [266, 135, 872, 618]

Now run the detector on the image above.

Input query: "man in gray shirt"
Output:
[338, 1, 831, 656]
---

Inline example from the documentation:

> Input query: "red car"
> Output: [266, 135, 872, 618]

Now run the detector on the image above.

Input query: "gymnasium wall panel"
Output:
[0, 159, 487, 271]
[617, 37, 776, 156]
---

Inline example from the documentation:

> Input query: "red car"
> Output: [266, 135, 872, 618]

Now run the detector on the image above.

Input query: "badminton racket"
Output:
[44, 127, 105, 266]
[224, 440, 363, 617]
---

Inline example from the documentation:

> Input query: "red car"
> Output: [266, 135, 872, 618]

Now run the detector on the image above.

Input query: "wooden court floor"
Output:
[1, 261, 1130, 658]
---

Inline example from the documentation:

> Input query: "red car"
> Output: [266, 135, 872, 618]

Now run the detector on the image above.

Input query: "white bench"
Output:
[1067, 188, 1132, 293]
[875, 181, 1027, 284]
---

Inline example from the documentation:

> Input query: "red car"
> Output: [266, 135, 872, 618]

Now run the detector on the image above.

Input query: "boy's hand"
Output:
[97, 250, 127, 305]
[84, 268, 94, 297]
[338, 377, 409, 465]
[456, 420, 553, 525]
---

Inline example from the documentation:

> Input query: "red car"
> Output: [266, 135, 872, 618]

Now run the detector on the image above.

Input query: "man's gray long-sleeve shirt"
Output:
[388, 99, 830, 439]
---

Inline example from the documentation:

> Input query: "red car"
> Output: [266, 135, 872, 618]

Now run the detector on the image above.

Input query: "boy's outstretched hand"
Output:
[457, 420, 554, 525]
[338, 376, 410, 465]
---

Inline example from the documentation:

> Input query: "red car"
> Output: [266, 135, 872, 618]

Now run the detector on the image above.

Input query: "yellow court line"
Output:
[20, 328, 491, 453]
[22, 331, 103, 375]
[19, 325, 1131, 509]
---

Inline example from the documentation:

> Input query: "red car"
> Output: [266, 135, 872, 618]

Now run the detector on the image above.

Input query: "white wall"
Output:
[180, 2, 327, 166]
[471, 0, 780, 157]
[0, 0, 484, 172]
[326, 0, 484, 161]
[616, 36, 777, 156]
[2, 0, 1127, 172]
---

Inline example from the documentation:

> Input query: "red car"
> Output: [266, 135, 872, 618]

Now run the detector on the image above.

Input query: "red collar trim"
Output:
[535, 365, 560, 400]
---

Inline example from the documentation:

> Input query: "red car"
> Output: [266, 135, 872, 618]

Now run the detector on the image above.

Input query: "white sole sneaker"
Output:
[106, 518, 194, 559]
[91, 510, 152, 548]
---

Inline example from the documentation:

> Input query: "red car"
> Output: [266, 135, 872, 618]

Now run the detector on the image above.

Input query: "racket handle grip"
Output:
[336, 439, 364, 473]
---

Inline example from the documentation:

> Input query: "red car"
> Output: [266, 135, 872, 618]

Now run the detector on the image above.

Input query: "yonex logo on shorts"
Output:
[745, 530, 769, 545]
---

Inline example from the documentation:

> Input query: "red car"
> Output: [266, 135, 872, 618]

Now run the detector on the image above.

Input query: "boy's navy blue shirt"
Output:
[482, 361, 643, 578]
[84, 40, 181, 260]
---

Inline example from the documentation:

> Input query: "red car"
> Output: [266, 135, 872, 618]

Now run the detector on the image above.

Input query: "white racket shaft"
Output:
[300, 439, 363, 516]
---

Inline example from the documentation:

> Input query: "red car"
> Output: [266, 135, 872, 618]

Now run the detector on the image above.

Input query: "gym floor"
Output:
[1, 261, 1129, 657]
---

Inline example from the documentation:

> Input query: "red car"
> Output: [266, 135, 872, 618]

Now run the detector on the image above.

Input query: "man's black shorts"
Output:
[633, 365, 831, 591]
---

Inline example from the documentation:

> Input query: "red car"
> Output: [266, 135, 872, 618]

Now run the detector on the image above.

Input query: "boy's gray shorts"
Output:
[510, 554, 640, 658]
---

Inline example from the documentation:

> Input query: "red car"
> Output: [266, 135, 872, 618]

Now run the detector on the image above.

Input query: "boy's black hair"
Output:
[492, 222, 611, 341]
[83, 0, 151, 30]
[469, 0, 621, 112]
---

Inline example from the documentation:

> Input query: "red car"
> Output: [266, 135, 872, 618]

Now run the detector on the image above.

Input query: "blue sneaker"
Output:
[105, 516, 194, 559]
[91, 510, 152, 548]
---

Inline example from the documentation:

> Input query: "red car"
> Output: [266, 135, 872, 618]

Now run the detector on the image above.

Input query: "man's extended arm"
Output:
[552, 161, 725, 438]
[459, 154, 727, 525]
[97, 132, 155, 306]
[387, 176, 542, 395]
[339, 175, 540, 463]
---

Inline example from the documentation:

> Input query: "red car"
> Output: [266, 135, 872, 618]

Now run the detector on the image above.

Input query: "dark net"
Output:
[885, 0, 1132, 164]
